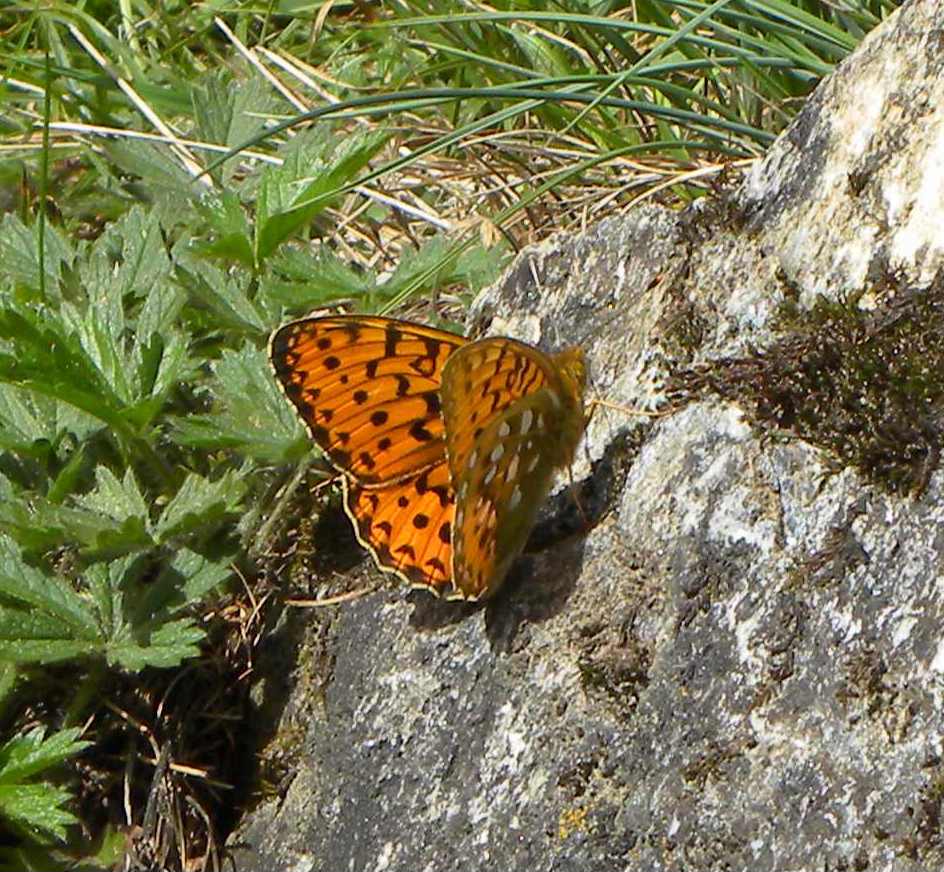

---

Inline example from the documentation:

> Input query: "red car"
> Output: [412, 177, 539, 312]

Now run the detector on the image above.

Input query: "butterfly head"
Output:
[546, 346, 588, 468]
[555, 346, 588, 405]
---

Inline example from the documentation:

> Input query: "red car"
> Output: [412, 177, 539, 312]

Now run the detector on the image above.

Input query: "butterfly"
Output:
[270, 314, 586, 600]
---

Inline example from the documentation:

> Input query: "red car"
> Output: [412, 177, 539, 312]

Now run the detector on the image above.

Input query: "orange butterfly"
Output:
[270, 315, 586, 600]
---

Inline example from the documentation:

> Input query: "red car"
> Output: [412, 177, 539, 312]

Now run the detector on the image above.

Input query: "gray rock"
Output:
[230, 2, 944, 870]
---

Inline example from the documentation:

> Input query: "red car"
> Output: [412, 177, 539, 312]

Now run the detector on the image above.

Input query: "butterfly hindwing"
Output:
[441, 339, 587, 599]
[343, 460, 455, 595]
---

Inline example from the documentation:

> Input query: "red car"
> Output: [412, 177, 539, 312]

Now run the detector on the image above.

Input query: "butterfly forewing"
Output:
[270, 316, 466, 484]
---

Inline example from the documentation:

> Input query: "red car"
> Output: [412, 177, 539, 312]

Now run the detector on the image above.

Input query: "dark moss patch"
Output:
[681, 740, 744, 790]
[785, 501, 870, 591]
[672, 539, 753, 633]
[669, 270, 944, 494]
[901, 758, 944, 863]
[658, 283, 712, 361]
[576, 621, 651, 718]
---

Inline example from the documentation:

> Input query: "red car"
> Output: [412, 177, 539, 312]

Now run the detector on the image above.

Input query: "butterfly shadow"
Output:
[404, 479, 593, 650]
[408, 427, 643, 649]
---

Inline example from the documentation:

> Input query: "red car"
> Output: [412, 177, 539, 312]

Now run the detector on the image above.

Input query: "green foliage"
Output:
[0, 726, 89, 844]
[0, 533, 230, 669]
[173, 343, 307, 463]
[255, 126, 390, 263]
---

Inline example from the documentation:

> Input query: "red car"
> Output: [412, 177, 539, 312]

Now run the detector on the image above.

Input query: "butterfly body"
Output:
[270, 315, 586, 600]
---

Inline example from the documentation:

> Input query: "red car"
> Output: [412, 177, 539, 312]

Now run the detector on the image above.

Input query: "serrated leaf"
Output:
[106, 617, 205, 671]
[255, 126, 388, 262]
[0, 638, 100, 666]
[0, 386, 54, 455]
[131, 286, 192, 427]
[170, 548, 233, 604]
[136, 276, 186, 338]
[59, 299, 129, 405]
[0, 214, 73, 299]
[173, 342, 307, 463]
[378, 234, 505, 304]
[0, 724, 87, 844]
[0, 307, 130, 435]
[103, 140, 198, 205]
[155, 470, 246, 541]
[68, 469, 153, 558]
[0, 727, 89, 785]
[192, 190, 254, 267]
[0, 492, 144, 555]
[131, 548, 231, 628]
[73, 467, 149, 527]
[193, 75, 271, 188]
[80, 207, 170, 304]
[46, 441, 90, 505]
[260, 245, 373, 312]
[0, 783, 79, 844]
[0, 536, 97, 638]
[172, 254, 267, 333]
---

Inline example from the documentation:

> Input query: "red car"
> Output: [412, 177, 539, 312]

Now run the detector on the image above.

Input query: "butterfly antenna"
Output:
[587, 396, 670, 420]
[286, 584, 380, 607]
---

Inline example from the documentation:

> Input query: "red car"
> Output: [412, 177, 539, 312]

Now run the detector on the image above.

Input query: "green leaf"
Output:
[0, 214, 73, 299]
[106, 617, 205, 671]
[0, 307, 130, 436]
[0, 537, 98, 639]
[0, 784, 79, 845]
[0, 638, 100, 666]
[0, 726, 88, 844]
[0, 386, 56, 456]
[80, 207, 171, 304]
[255, 126, 389, 262]
[130, 280, 192, 427]
[379, 234, 505, 305]
[194, 75, 271, 150]
[104, 550, 230, 668]
[193, 75, 272, 188]
[260, 245, 374, 312]
[0, 484, 145, 556]
[73, 467, 148, 524]
[173, 255, 267, 333]
[155, 470, 246, 541]
[170, 548, 233, 605]
[0, 726, 89, 785]
[173, 342, 308, 463]
[131, 549, 231, 629]
[193, 190, 254, 267]
[78, 550, 227, 670]
[103, 140, 199, 212]
[0, 536, 228, 670]
[70, 468, 153, 556]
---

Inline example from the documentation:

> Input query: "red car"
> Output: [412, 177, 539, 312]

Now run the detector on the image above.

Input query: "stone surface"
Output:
[230, 2, 944, 870]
